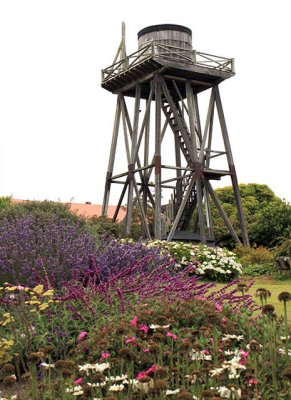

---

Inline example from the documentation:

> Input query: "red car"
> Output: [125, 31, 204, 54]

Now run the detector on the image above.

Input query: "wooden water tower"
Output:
[101, 23, 249, 245]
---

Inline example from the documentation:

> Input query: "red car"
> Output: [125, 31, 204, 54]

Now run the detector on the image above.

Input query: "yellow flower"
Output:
[38, 303, 49, 311]
[25, 300, 41, 305]
[30, 309, 37, 313]
[42, 290, 54, 297]
[30, 296, 38, 301]
[6, 286, 17, 291]
[33, 285, 44, 295]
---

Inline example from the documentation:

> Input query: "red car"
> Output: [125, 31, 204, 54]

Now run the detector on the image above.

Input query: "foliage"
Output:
[0, 200, 84, 225]
[74, 237, 171, 285]
[0, 197, 12, 211]
[242, 262, 276, 276]
[0, 278, 290, 399]
[249, 199, 291, 247]
[120, 206, 155, 241]
[234, 244, 274, 266]
[87, 216, 121, 240]
[0, 214, 98, 287]
[274, 239, 291, 258]
[147, 240, 242, 282]
[209, 183, 291, 248]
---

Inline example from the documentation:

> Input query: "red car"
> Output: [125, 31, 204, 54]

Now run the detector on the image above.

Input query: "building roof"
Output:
[11, 199, 126, 221]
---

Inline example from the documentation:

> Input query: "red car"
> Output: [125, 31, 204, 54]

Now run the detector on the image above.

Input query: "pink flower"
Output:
[240, 350, 249, 358]
[74, 377, 83, 385]
[139, 324, 149, 333]
[222, 316, 228, 323]
[101, 351, 110, 359]
[249, 378, 258, 385]
[210, 338, 214, 344]
[215, 302, 223, 313]
[142, 348, 150, 353]
[77, 331, 88, 341]
[146, 364, 159, 375]
[166, 331, 177, 341]
[204, 350, 210, 355]
[137, 371, 147, 380]
[239, 349, 249, 365]
[125, 336, 136, 344]
[131, 316, 138, 327]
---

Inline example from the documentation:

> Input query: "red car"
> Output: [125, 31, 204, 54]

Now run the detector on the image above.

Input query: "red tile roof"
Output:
[11, 199, 126, 221]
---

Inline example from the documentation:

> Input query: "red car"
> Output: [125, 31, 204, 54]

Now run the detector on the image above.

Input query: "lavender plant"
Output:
[74, 237, 170, 284]
[0, 214, 97, 287]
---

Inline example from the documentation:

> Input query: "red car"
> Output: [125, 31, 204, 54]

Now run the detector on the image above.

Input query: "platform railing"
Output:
[101, 41, 235, 83]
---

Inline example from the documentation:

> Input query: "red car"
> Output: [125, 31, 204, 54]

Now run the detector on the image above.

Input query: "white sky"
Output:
[0, 0, 290, 205]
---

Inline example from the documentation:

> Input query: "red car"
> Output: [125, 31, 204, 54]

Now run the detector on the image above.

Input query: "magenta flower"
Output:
[249, 378, 258, 385]
[139, 324, 149, 333]
[101, 351, 110, 359]
[166, 331, 177, 341]
[142, 348, 150, 353]
[215, 302, 223, 312]
[77, 331, 88, 341]
[131, 316, 138, 327]
[74, 377, 83, 385]
[125, 336, 136, 344]
[146, 364, 159, 375]
[137, 371, 147, 380]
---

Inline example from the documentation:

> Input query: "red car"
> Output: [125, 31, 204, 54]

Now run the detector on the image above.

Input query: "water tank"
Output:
[137, 24, 193, 63]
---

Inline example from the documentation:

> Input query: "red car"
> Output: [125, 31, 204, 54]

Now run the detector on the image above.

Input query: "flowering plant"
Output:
[147, 240, 242, 281]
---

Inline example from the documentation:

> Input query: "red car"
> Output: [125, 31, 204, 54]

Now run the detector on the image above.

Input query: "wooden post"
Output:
[214, 86, 249, 246]
[167, 172, 197, 241]
[186, 80, 206, 243]
[154, 76, 162, 239]
[126, 85, 141, 236]
[102, 94, 121, 217]
[203, 177, 241, 243]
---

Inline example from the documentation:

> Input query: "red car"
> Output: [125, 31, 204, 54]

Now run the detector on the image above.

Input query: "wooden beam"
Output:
[154, 75, 162, 239]
[102, 94, 122, 217]
[126, 85, 141, 235]
[214, 85, 249, 245]
[202, 177, 241, 243]
[199, 88, 215, 163]
[167, 172, 197, 241]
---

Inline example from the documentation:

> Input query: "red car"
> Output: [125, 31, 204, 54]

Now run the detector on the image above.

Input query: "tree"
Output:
[210, 183, 289, 248]
[249, 199, 291, 247]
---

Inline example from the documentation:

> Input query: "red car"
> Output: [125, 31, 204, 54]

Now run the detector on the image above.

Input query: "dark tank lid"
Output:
[138, 24, 192, 39]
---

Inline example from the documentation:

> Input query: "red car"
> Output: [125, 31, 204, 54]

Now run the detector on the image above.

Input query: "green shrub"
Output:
[88, 216, 121, 239]
[0, 200, 85, 225]
[234, 244, 274, 266]
[242, 262, 276, 276]
[0, 196, 12, 211]
[274, 238, 291, 258]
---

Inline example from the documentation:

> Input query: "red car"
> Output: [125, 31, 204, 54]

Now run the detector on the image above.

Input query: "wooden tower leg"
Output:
[214, 86, 249, 246]
[186, 81, 206, 243]
[125, 85, 141, 236]
[154, 76, 162, 239]
[102, 95, 122, 217]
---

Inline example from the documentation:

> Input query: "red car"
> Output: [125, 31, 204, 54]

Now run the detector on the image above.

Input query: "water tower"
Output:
[101, 23, 249, 245]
